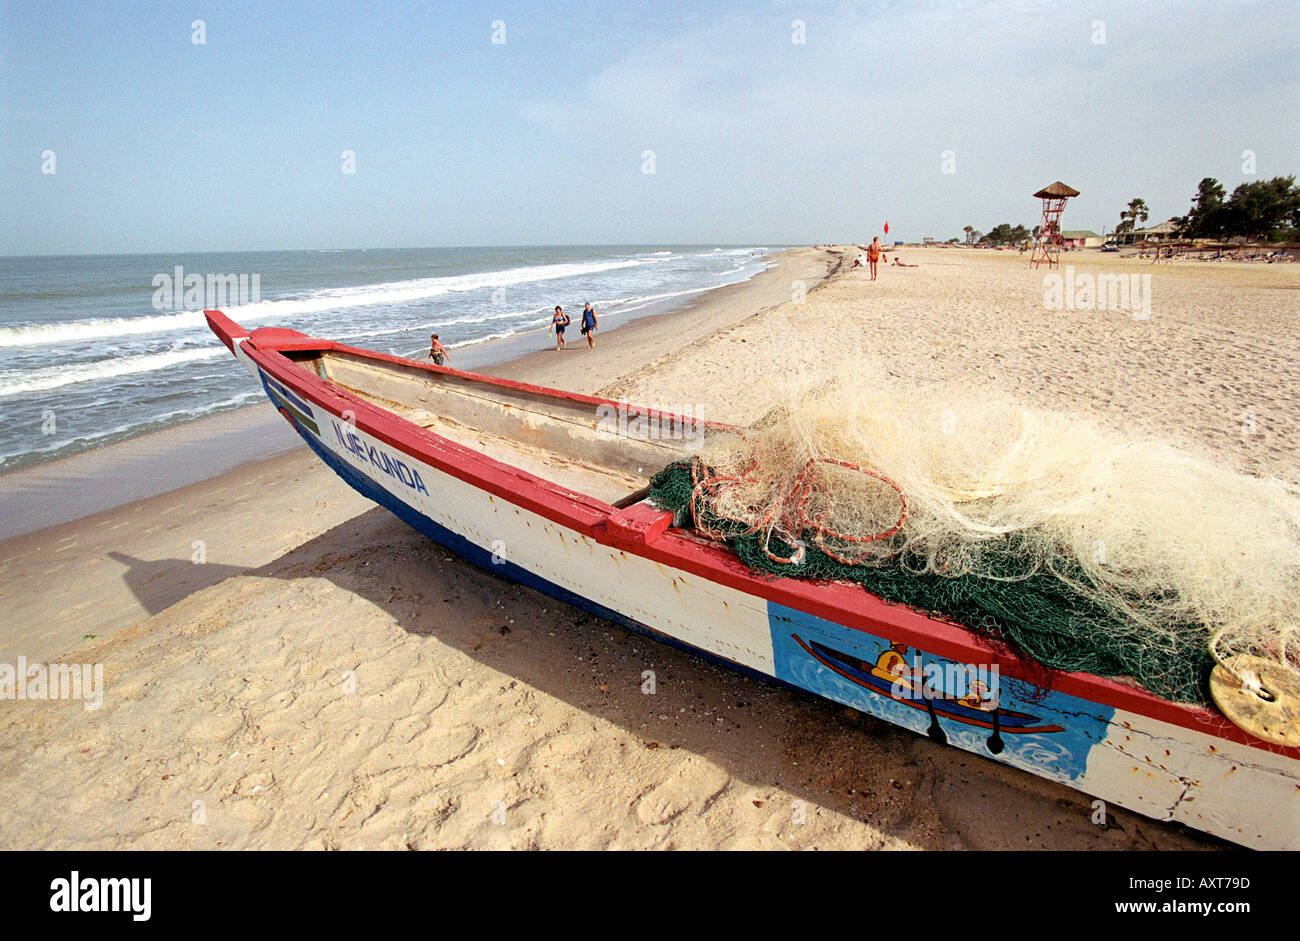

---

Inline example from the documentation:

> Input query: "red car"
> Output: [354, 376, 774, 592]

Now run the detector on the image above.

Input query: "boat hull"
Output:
[212, 314, 1300, 850]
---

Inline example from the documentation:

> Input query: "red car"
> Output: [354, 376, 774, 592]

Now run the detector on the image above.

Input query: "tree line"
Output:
[956, 175, 1298, 247]
[960, 223, 1033, 246]
[1104, 177, 1297, 243]
[1173, 176, 1299, 240]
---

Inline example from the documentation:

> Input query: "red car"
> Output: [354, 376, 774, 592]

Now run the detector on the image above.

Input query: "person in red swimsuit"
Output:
[867, 237, 887, 280]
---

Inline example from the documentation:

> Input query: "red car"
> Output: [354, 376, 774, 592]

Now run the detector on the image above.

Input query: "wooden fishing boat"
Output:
[206, 310, 1300, 850]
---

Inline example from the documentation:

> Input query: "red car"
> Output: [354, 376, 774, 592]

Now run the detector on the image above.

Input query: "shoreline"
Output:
[0, 246, 837, 656]
[0, 250, 803, 542]
[485, 248, 840, 393]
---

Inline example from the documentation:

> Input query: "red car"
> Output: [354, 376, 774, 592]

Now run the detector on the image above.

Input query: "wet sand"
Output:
[3, 245, 1296, 849]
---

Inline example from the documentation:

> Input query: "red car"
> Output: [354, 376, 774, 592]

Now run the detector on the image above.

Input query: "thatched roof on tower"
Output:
[1034, 181, 1080, 198]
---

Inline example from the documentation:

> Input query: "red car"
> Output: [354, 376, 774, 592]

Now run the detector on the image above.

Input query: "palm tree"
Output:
[1117, 198, 1150, 240]
[963, 225, 975, 245]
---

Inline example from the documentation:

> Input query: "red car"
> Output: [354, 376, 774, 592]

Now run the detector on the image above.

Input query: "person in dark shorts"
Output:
[552, 305, 570, 350]
[428, 333, 449, 366]
[580, 302, 598, 348]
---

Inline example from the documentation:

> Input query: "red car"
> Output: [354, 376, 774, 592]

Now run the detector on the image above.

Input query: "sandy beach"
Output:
[2, 245, 1297, 850]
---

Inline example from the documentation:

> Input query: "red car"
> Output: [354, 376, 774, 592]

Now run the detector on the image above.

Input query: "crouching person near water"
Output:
[429, 333, 449, 366]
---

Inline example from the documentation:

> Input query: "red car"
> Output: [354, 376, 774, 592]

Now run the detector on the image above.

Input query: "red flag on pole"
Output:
[884, 221, 890, 234]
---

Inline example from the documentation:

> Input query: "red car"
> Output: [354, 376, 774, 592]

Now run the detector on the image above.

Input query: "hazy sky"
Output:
[2, 0, 1296, 254]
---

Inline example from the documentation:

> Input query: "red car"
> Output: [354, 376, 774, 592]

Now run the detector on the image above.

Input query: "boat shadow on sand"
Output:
[107, 551, 250, 617]
[105, 505, 1219, 851]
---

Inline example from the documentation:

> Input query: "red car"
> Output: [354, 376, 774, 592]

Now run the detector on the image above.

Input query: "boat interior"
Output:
[280, 347, 709, 507]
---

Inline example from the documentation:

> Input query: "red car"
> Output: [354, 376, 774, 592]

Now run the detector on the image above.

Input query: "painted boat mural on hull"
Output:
[770, 605, 1114, 784]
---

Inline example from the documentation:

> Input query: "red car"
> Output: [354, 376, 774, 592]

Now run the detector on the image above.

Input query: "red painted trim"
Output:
[211, 311, 1300, 763]
[205, 309, 249, 353]
[607, 503, 673, 550]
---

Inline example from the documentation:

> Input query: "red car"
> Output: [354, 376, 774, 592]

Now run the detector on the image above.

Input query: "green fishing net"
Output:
[649, 460, 1213, 703]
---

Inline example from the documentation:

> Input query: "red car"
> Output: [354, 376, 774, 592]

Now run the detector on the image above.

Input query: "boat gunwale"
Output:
[217, 313, 1300, 761]
[323, 339, 738, 433]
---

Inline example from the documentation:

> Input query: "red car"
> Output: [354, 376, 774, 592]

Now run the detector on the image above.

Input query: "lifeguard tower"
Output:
[1028, 181, 1079, 269]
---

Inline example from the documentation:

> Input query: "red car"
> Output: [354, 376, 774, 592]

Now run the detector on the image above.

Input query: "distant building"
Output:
[1060, 230, 1103, 248]
[1118, 219, 1180, 244]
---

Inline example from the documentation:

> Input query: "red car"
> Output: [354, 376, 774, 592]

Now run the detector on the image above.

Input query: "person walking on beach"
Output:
[580, 302, 598, 349]
[867, 237, 887, 281]
[552, 305, 570, 350]
[428, 333, 449, 366]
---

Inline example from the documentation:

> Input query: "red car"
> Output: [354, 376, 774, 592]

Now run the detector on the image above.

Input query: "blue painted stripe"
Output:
[262, 372, 316, 421]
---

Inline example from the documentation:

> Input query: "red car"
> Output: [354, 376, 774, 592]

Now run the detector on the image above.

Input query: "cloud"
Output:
[512, 0, 1297, 240]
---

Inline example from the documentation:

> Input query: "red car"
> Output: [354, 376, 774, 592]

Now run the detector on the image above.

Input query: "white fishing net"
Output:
[689, 365, 1300, 698]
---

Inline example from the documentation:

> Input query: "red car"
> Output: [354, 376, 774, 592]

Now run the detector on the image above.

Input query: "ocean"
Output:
[0, 245, 771, 473]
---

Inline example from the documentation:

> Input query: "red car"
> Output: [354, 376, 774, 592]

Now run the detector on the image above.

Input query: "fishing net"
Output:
[648, 371, 1300, 704]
